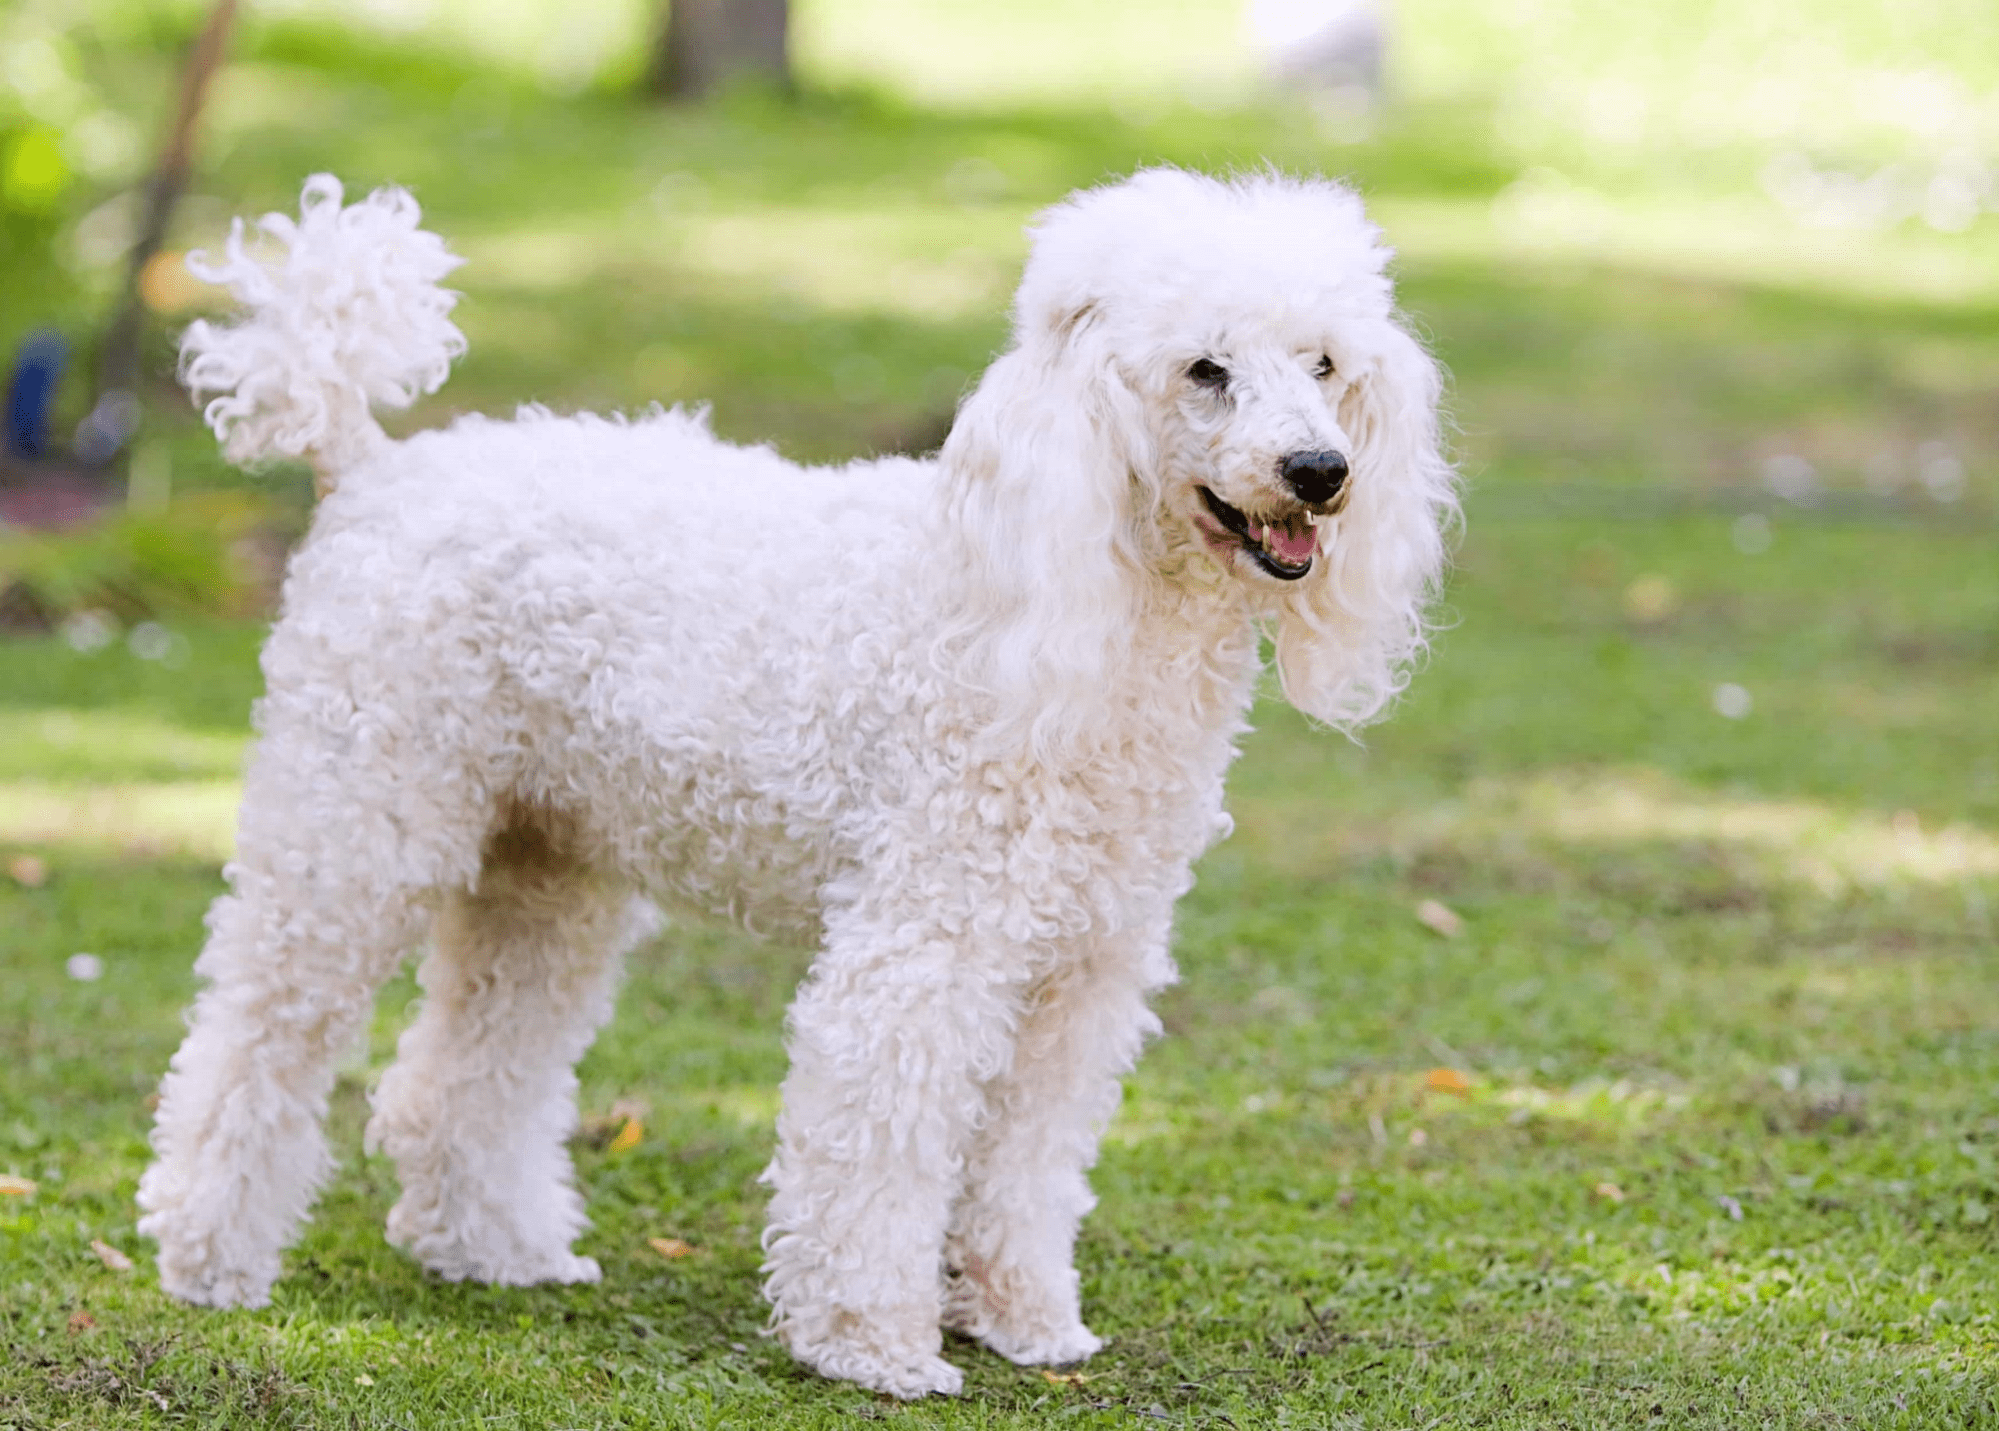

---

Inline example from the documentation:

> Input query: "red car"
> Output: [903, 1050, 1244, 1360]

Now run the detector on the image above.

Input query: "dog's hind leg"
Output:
[941, 928, 1173, 1366]
[138, 732, 480, 1310]
[365, 808, 647, 1287]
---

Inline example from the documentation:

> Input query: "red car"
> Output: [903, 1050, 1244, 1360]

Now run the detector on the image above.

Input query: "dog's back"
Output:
[174, 173, 954, 908]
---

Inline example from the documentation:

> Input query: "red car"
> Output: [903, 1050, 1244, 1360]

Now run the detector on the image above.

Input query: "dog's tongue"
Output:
[1263, 524, 1318, 565]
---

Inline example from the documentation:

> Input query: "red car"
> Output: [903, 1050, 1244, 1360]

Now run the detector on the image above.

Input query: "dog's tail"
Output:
[178, 174, 465, 492]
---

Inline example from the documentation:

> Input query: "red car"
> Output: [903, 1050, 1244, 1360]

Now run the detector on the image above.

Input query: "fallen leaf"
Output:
[0, 1175, 36, 1197]
[67, 1311, 96, 1334]
[91, 1240, 134, 1272]
[579, 1098, 651, 1148]
[8, 855, 47, 888]
[1041, 1369, 1090, 1386]
[648, 1236, 696, 1259]
[1425, 1067, 1472, 1094]
[1593, 1181, 1626, 1204]
[607, 1118, 644, 1154]
[1414, 900, 1463, 938]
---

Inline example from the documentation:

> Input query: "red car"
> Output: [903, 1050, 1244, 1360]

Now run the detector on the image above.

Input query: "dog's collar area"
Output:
[1196, 486, 1315, 581]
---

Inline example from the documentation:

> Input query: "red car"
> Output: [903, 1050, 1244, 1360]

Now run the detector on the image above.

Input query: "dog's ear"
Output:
[1273, 321, 1457, 729]
[937, 307, 1153, 761]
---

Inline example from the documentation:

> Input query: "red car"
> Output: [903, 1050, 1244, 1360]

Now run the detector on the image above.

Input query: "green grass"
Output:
[4, 517, 1996, 1429]
[5, 5, 1999, 1427]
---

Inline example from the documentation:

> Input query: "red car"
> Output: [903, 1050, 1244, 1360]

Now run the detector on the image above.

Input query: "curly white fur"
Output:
[179, 174, 466, 478]
[139, 168, 1456, 1399]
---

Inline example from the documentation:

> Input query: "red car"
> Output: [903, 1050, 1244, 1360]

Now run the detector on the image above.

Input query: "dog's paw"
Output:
[941, 1258, 1099, 1367]
[388, 1194, 603, 1288]
[977, 1319, 1103, 1368]
[140, 1204, 281, 1310]
[781, 1319, 963, 1399]
[845, 1352, 964, 1400]
[494, 1251, 601, 1287]
[152, 1255, 278, 1310]
[544, 1252, 602, 1285]
[416, 1245, 602, 1288]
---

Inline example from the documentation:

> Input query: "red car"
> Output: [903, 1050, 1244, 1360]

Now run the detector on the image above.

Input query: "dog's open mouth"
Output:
[1196, 487, 1317, 581]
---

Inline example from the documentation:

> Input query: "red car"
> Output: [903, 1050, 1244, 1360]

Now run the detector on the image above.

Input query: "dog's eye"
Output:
[1188, 358, 1229, 390]
[1313, 354, 1336, 379]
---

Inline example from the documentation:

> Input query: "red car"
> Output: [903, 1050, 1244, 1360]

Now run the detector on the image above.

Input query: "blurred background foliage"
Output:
[0, 0, 1994, 633]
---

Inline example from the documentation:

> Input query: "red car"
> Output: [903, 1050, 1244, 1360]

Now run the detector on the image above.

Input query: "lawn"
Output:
[3, 3, 1998, 1427]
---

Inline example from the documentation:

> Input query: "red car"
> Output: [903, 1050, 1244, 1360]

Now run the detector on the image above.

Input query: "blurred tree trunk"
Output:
[650, 0, 790, 100]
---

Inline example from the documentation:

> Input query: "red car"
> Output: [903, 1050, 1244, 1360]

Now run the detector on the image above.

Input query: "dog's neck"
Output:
[915, 440, 1276, 771]
[1120, 566, 1269, 727]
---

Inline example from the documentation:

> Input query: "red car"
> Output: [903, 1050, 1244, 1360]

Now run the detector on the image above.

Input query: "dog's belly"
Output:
[630, 796, 835, 942]
[520, 723, 851, 944]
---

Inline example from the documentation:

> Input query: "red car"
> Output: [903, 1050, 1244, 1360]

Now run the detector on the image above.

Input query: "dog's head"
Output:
[941, 168, 1457, 757]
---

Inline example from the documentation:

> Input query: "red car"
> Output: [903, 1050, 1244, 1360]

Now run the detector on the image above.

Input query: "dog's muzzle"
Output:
[1279, 449, 1349, 507]
[1197, 486, 1320, 581]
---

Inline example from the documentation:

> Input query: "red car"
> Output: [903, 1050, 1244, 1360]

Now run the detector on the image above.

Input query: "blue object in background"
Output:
[5, 329, 69, 459]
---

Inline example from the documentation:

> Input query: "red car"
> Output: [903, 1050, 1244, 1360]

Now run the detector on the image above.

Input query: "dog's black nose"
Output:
[1279, 449, 1349, 506]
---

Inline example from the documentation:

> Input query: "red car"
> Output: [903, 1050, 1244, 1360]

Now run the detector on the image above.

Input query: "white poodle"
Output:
[138, 167, 1456, 1398]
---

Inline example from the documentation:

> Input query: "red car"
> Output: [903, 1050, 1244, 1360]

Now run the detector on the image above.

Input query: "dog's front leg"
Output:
[760, 898, 1026, 1398]
[943, 926, 1173, 1366]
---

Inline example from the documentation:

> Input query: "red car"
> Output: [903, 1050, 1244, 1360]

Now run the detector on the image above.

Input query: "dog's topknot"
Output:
[1012, 168, 1392, 347]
